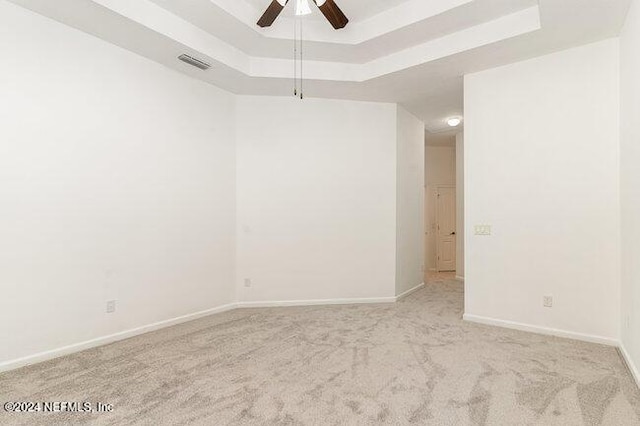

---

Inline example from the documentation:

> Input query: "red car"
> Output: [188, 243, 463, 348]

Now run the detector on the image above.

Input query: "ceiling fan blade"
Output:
[257, 0, 287, 28]
[314, 0, 349, 29]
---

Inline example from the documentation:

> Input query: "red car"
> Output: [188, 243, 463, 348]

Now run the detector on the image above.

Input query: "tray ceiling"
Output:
[7, 0, 632, 132]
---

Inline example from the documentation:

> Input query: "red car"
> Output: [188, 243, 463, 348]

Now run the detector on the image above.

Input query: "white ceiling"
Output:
[8, 0, 632, 132]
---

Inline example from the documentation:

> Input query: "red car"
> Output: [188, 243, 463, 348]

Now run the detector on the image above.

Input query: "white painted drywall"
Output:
[424, 146, 456, 270]
[464, 39, 620, 342]
[235, 96, 398, 302]
[620, 0, 640, 382]
[0, 2, 236, 365]
[396, 107, 426, 295]
[425, 146, 456, 187]
[456, 133, 465, 279]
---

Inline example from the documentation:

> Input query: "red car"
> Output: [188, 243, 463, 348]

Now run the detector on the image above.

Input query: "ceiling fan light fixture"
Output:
[295, 0, 312, 16]
[257, 0, 348, 29]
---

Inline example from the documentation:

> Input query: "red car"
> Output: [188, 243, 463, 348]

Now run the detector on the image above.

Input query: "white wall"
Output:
[464, 39, 621, 343]
[396, 107, 426, 295]
[620, 0, 640, 382]
[424, 146, 456, 270]
[456, 133, 465, 279]
[235, 96, 398, 303]
[425, 146, 456, 187]
[0, 2, 236, 366]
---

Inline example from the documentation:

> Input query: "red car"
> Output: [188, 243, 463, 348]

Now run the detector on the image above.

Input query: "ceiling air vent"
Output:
[178, 54, 211, 70]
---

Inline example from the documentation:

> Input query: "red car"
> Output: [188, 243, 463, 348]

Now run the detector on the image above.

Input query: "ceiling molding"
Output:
[7, 0, 631, 134]
[90, 0, 541, 82]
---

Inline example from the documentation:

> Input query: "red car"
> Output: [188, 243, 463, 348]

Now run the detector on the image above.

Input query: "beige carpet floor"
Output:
[1, 277, 639, 425]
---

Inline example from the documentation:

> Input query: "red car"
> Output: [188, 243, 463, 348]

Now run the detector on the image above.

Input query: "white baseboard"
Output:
[236, 296, 396, 308]
[463, 314, 619, 347]
[455, 276, 465, 282]
[619, 344, 640, 390]
[5, 297, 629, 379]
[0, 303, 237, 373]
[0, 294, 406, 373]
[395, 283, 425, 301]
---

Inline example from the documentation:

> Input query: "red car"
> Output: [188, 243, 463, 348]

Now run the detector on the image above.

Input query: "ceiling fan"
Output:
[257, 0, 349, 30]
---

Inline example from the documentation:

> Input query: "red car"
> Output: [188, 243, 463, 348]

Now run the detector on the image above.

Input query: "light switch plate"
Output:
[474, 225, 492, 236]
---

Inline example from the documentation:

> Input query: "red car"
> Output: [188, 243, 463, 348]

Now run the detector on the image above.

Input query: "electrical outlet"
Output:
[543, 296, 553, 308]
[474, 225, 492, 236]
[244, 278, 252, 288]
[106, 300, 116, 314]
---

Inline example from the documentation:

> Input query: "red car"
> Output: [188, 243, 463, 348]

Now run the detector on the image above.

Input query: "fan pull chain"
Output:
[293, 17, 298, 97]
[300, 18, 304, 100]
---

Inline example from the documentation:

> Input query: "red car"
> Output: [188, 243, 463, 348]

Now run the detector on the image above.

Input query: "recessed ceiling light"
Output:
[447, 117, 462, 127]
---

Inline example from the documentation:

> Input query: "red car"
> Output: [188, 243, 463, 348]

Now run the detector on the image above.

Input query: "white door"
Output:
[436, 186, 456, 272]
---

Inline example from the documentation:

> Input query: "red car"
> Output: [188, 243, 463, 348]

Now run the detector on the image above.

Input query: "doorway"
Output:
[436, 185, 456, 272]
[424, 141, 459, 281]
